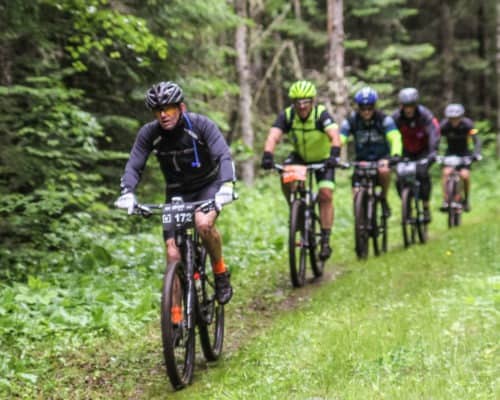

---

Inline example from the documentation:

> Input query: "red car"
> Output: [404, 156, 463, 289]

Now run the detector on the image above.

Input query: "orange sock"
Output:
[212, 257, 227, 275]
[171, 306, 182, 324]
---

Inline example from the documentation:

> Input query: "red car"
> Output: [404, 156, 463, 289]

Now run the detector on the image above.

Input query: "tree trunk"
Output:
[326, 0, 348, 126]
[273, 32, 284, 112]
[497, 2, 500, 157]
[293, 0, 304, 66]
[0, 44, 12, 85]
[235, 0, 255, 184]
[441, 2, 454, 106]
[477, 1, 490, 119]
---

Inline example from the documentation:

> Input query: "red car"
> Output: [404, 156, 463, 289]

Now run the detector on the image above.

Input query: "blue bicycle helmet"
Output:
[354, 87, 378, 105]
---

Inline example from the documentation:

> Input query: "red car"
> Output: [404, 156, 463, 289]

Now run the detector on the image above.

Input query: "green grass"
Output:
[182, 219, 498, 400]
[1, 159, 499, 398]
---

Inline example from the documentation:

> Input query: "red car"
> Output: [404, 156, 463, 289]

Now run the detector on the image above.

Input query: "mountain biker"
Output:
[439, 103, 482, 212]
[115, 81, 235, 305]
[261, 80, 342, 261]
[340, 86, 402, 216]
[392, 87, 440, 222]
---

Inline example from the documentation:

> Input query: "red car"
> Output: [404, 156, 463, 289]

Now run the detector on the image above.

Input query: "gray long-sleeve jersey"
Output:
[120, 112, 234, 194]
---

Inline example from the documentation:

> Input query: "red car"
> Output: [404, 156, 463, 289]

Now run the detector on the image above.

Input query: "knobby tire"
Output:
[354, 190, 369, 259]
[401, 187, 416, 247]
[197, 246, 224, 361]
[415, 196, 428, 243]
[446, 178, 461, 228]
[309, 198, 324, 278]
[161, 261, 195, 390]
[289, 198, 307, 287]
[372, 195, 387, 255]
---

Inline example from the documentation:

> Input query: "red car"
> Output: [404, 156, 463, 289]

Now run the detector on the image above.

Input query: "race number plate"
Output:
[281, 164, 307, 184]
[162, 203, 196, 231]
[396, 162, 417, 177]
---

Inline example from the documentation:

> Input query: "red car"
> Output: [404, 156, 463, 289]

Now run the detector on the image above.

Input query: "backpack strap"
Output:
[284, 106, 295, 132]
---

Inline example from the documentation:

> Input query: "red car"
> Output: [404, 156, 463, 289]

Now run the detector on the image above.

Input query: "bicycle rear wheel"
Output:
[309, 199, 324, 278]
[354, 189, 369, 259]
[197, 246, 224, 361]
[401, 187, 416, 248]
[289, 198, 307, 287]
[161, 261, 195, 390]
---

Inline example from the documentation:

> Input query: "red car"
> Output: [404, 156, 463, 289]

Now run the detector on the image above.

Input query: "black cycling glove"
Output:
[325, 146, 341, 168]
[261, 151, 274, 170]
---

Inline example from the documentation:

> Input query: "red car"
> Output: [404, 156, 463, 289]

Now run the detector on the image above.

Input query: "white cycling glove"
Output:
[114, 192, 137, 215]
[215, 182, 235, 211]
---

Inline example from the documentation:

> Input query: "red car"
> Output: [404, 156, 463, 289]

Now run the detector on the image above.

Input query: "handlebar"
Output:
[133, 198, 216, 218]
[436, 155, 474, 168]
[347, 158, 399, 169]
[273, 161, 350, 172]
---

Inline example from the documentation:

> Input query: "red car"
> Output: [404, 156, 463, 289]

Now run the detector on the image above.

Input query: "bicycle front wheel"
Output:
[372, 195, 388, 255]
[354, 189, 369, 259]
[197, 246, 224, 362]
[446, 179, 461, 228]
[401, 187, 416, 248]
[415, 197, 428, 243]
[289, 198, 307, 287]
[161, 261, 195, 390]
[309, 199, 324, 278]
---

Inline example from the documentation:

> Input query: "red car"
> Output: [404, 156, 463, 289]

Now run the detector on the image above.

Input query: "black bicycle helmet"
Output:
[145, 81, 184, 110]
[398, 87, 419, 105]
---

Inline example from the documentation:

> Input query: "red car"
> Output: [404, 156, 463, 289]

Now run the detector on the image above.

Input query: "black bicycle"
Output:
[274, 163, 328, 287]
[351, 160, 390, 259]
[132, 198, 225, 390]
[437, 155, 473, 228]
[396, 158, 430, 247]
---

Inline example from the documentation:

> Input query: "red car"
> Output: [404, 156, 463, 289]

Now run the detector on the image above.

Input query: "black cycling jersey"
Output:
[120, 112, 234, 194]
[439, 117, 480, 156]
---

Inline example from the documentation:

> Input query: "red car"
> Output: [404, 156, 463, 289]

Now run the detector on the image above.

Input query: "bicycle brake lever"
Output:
[198, 201, 216, 214]
[136, 204, 153, 217]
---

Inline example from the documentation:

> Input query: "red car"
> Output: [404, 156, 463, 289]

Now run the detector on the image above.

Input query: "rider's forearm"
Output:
[471, 133, 481, 155]
[264, 128, 283, 153]
[120, 127, 153, 193]
[387, 129, 402, 156]
[427, 121, 440, 156]
[326, 126, 342, 148]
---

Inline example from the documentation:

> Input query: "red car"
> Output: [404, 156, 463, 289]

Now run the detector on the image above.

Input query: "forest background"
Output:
[1, 0, 500, 395]
[2, 0, 500, 270]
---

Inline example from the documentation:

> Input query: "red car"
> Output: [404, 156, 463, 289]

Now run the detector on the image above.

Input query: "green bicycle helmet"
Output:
[288, 80, 317, 99]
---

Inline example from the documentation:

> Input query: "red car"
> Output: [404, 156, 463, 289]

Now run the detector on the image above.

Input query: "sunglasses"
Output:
[359, 105, 374, 112]
[153, 104, 179, 116]
[294, 99, 313, 107]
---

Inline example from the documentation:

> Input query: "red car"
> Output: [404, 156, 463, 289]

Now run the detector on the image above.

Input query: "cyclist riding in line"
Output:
[115, 81, 235, 305]
[261, 80, 342, 261]
[439, 103, 482, 212]
[391, 87, 440, 223]
[340, 87, 402, 216]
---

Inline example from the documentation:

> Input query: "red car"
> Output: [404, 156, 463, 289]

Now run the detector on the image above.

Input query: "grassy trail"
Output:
[146, 198, 499, 399]
[3, 163, 499, 399]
